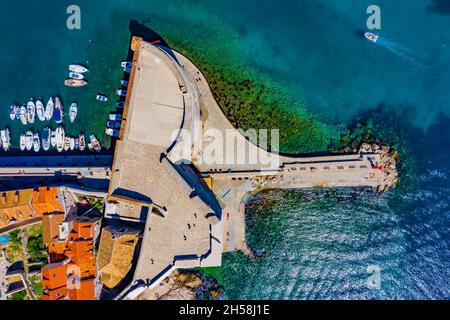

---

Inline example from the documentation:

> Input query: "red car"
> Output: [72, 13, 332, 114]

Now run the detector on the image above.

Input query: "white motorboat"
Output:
[69, 64, 89, 73]
[25, 131, 33, 151]
[69, 72, 84, 80]
[109, 114, 122, 121]
[79, 134, 86, 151]
[88, 143, 93, 151]
[0, 129, 10, 151]
[50, 130, 56, 148]
[63, 137, 70, 151]
[19, 134, 26, 151]
[116, 89, 127, 97]
[69, 137, 75, 151]
[45, 97, 54, 121]
[364, 32, 379, 43]
[27, 100, 35, 124]
[96, 94, 108, 102]
[9, 105, 16, 120]
[33, 133, 40, 152]
[69, 103, 77, 123]
[55, 127, 65, 152]
[53, 97, 63, 124]
[74, 137, 79, 150]
[42, 127, 50, 151]
[36, 99, 45, 121]
[20, 105, 27, 125]
[121, 61, 132, 68]
[105, 128, 120, 138]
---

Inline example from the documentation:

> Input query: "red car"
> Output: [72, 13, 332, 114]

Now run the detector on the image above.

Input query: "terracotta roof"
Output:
[97, 226, 140, 288]
[42, 213, 65, 245]
[41, 262, 67, 290]
[67, 277, 95, 300]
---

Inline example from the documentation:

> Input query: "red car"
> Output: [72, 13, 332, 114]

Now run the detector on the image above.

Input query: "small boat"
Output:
[19, 134, 26, 151]
[68, 72, 84, 80]
[79, 135, 86, 151]
[42, 127, 50, 151]
[65, 79, 88, 87]
[109, 114, 122, 121]
[55, 127, 65, 152]
[116, 89, 127, 96]
[69, 64, 89, 73]
[15, 106, 21, 120]
[364, 32, 379, 43]
[45, 97, 54, 121]
[105, 128, 120, 138]
[121, 61, 132, 68]
[121, 80, 129, 87]
[123, 67, 131, 74]
[25, 131, 33, 151]
[19, 105, 27, 125]
[96, 94, 108, 102]
[69, 103, 77, 123]
[0, 129, 10, 151]
[89, 134, 101, 152]
[53, 97, 63, 124]
[33, 133, 40, 152]
[27, 100, 35, 124]
[106, 120, 121, 129]
[36, 99, 45, 121]
[63, 137, 70, 151]
[88, 143, 93, 151]
[50, 130, 56, 148]
[9, 105, 16, 120]
[116, 101, 125, 108]
[69, 137, 75, 151]
[74, 137, 79, 150]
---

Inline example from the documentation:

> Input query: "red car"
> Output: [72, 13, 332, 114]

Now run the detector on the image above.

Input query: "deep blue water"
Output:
[0, 0, 449, 299]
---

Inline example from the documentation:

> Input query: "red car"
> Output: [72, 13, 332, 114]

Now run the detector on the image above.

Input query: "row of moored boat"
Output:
[9, 97, 77, 124]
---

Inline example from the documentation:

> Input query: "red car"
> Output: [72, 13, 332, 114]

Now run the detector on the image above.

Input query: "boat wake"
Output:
[373, 35, 424, 69]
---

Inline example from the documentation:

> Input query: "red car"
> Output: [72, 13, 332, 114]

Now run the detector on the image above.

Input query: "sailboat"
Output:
[50, 130, 56, 148]
[20, 105, 27, 125]
[55, 127, 65, 152]
[42, 127, 50, 151]
[33, 133, 40, 152]
[69, 103, 77, 123]
[20, 134, 26, 151]
[53, 97, 63, 124]
[0, 129, 10, 151]
[69, 64, 89, 73]
[45, 97, 54, 121]
[79, 134, 86, 151]
[27, 100, 36, 124]
[25, 131, 33, 151]
[36, 99, 45, 121]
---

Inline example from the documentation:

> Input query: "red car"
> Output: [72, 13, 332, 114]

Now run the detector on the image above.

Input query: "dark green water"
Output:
[0, 0, 449, 299]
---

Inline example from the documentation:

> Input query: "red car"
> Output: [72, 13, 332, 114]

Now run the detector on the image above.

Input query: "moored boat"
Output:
[116, 89, 127, 96]
[64, 79, 88, 87]
[53, 97, 63, 124]
[9, 105, 16, 120]
[116, 101, 125, 108]
[106, 120, 121, 129]
[88, 143, 93, 151]
[121, 80, 128, 87]
[0, 129, 10, 151]
[96, 94, 108, 102]
[105, 128, 120, 138]
[20, 134, 26, 151]
[69, 103, 77, 123]
[109, 114, 122, 121]
[63, 137, 71, 151]
[50, 130, 56, 148]
[68, 72, 84, 80]
[69, 64, 89, 73]
[69, 137, 75, 151]
[45, 97, 54, 121]
[27, 100, 35, 124]
[25, 131, 33, 151]
[42, 127, 50, 151]
[55, 127, 65, 152]
[20, 105, 27, 125]
[89, 134, 101, 152]
[74, 137, 79, 150]
[33, 133, 40, 152]
[36, 99, 45, 121]
[79, 134, 86, 151]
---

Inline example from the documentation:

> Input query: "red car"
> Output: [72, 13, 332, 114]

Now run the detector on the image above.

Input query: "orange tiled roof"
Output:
[67, 278, 95, 301]
[42, 213, 65, 245]
[42, 285, 67, 300]
[41, 263, 68, 290]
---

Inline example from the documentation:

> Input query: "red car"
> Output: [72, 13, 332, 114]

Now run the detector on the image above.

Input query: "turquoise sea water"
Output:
[0, 0, 449, 299]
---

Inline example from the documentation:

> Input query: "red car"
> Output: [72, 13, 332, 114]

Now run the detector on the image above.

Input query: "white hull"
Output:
[45, 97, 54, 121]
[36, 100, 45, 121]
[55, 127, 65, 152]
[69, 64, 89, 73]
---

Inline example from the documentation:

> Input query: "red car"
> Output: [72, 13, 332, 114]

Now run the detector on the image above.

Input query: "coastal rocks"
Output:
[359, 143, 399, 192]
